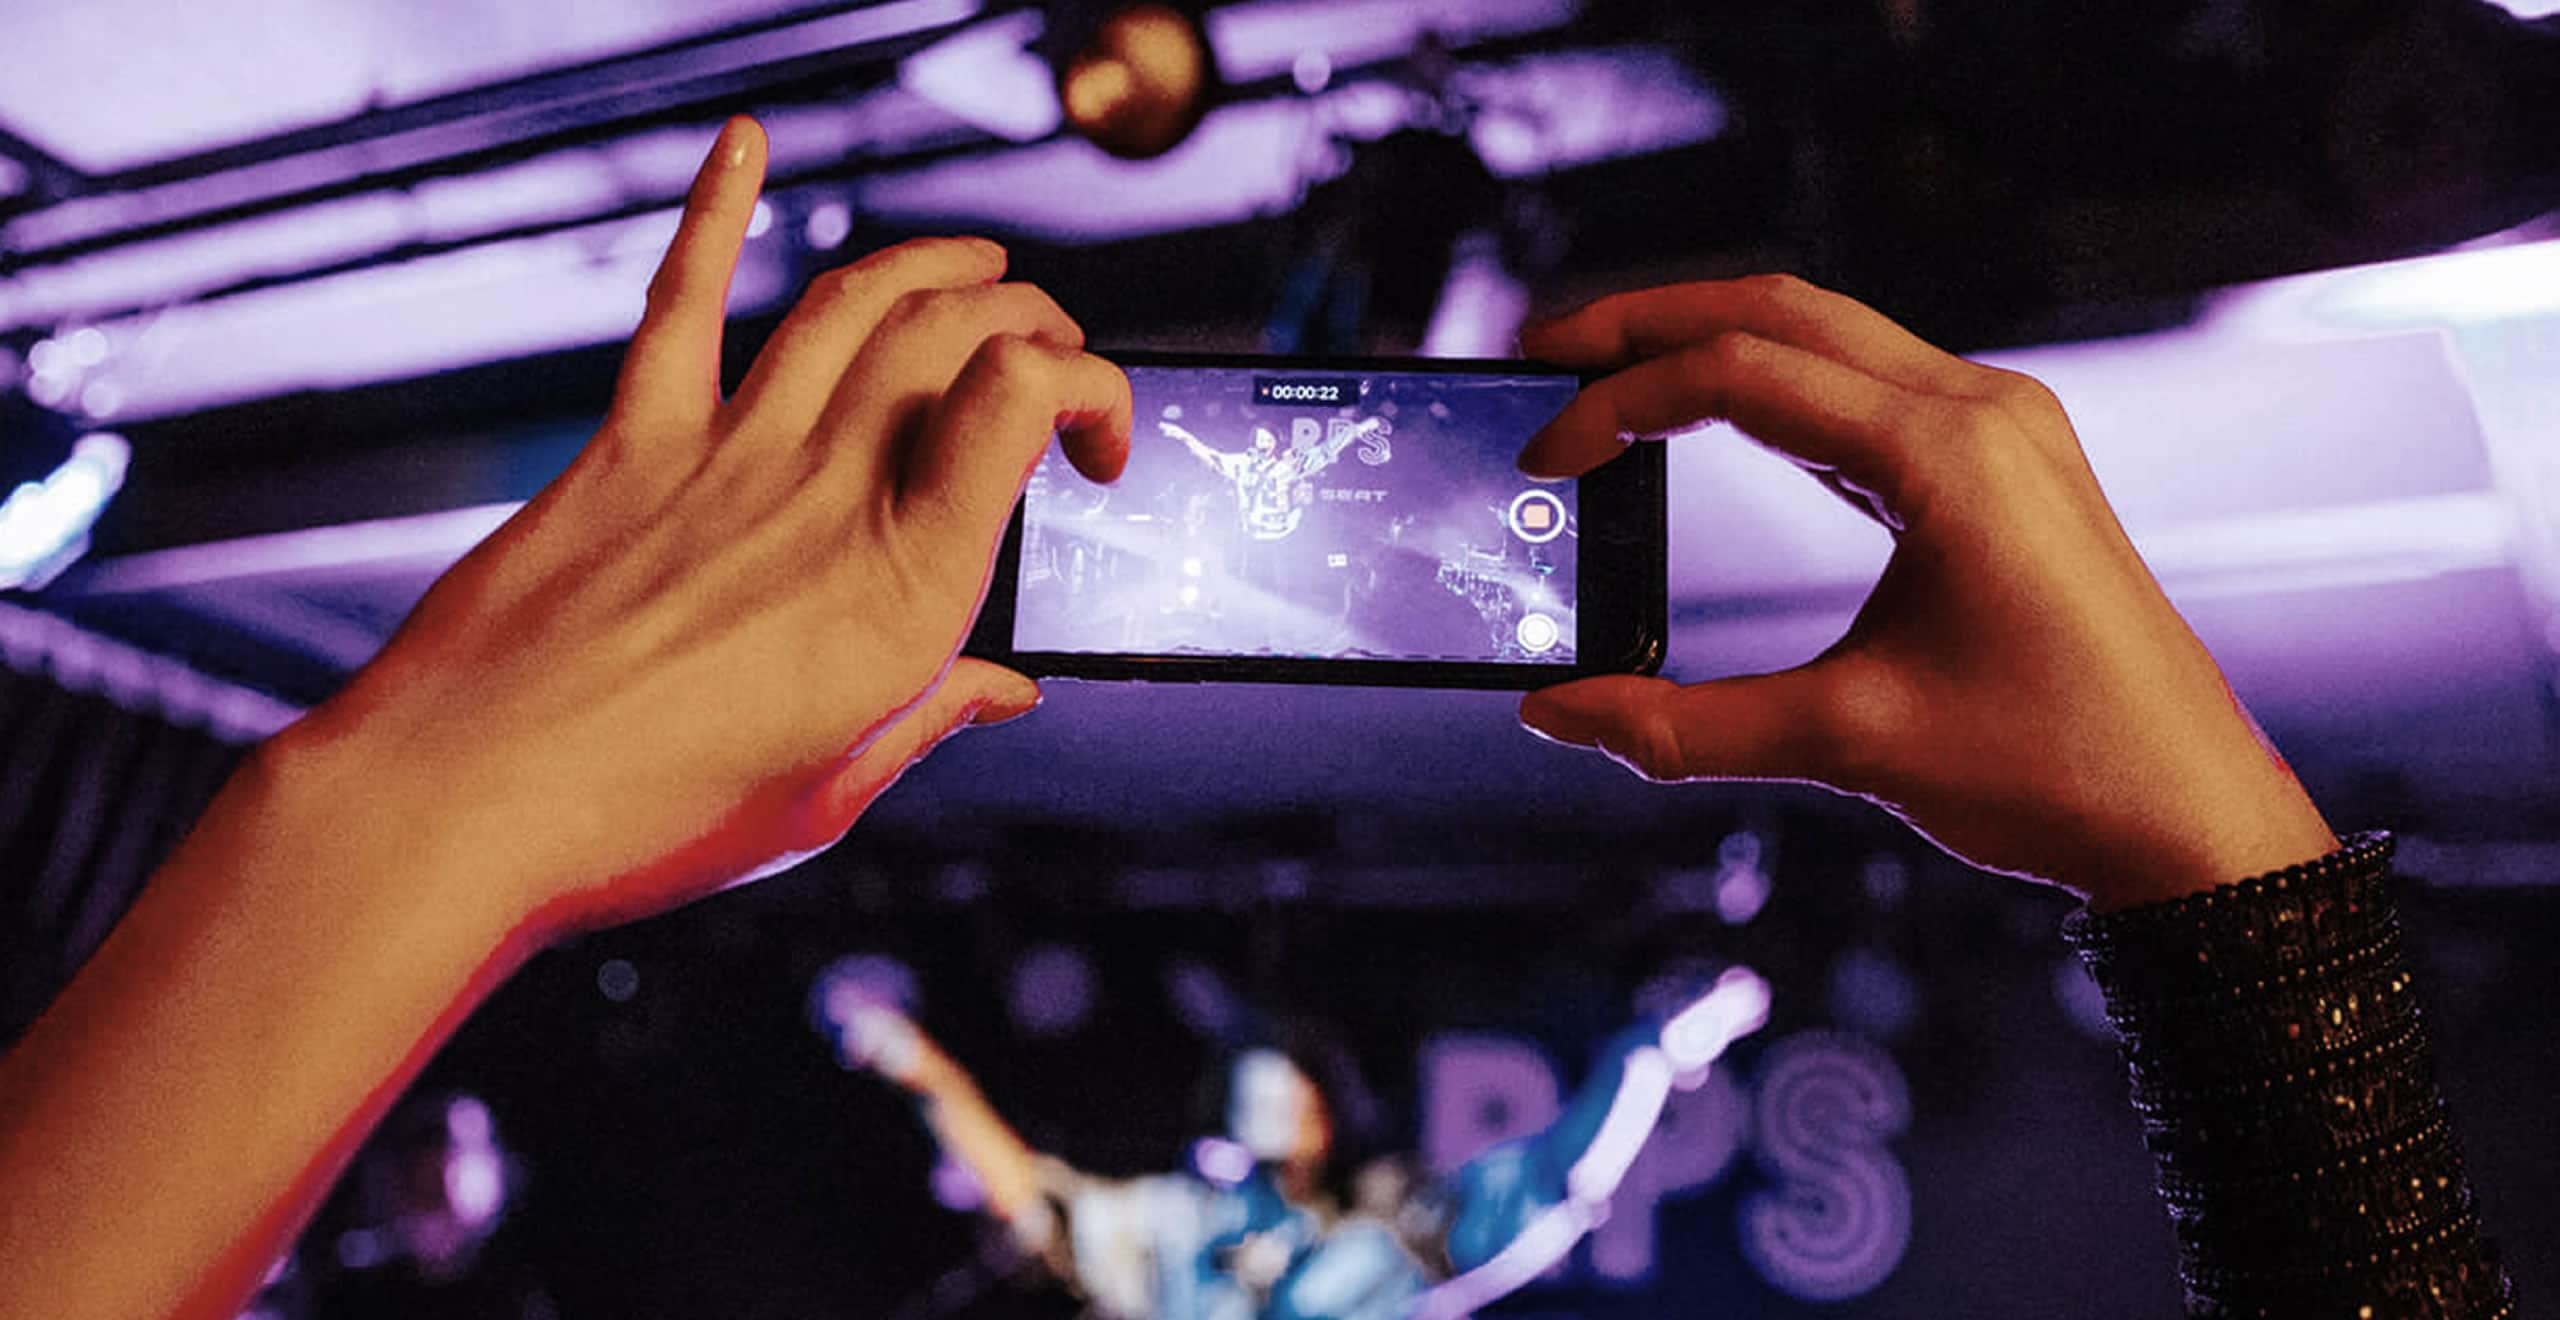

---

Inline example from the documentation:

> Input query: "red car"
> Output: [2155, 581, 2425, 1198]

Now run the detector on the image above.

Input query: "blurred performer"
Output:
[1161, 419, 1373, 542]
[811, 972, 1756, 1320]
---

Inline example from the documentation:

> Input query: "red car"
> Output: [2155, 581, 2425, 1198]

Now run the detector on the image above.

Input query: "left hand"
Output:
[279, 117, 1132, 933]
[1511, 275, 2334, 906]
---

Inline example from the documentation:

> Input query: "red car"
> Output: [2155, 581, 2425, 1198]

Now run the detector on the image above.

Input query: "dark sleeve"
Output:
[2061, 832, 2516, 1318]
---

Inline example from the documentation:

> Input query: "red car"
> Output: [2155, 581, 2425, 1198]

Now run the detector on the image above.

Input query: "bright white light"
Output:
[1413, 1201, 1593, 1320]
[64, 326, 109, 367]
[2317, 237, 2560, 326]
[746, 200, 776, 239]
[1505, 489, 1567, 544]
[0, 432, 130, 590]
[1180, 556, 1204, 578]
[444, 1148, 505, 1227]
[2207, 235, 2560, 338]
[1662, 966, 1773, 1075]
[2483, 0, 2560, 16]
[25, 338, 63, 378]
[1179, 584, 1201, 606]
[898, 9, 1063, 143]
[1563, 1046, 1673, 1204]
[1191, 1137, 1256, 1186]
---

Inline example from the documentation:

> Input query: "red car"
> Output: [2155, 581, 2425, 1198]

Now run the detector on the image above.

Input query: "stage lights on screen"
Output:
[0, 431, 129, 591]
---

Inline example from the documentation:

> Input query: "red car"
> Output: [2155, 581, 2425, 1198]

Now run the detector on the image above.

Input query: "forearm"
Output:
[907, 1052, 1049, 1226]
[0, 725, 538, 1320]
[2066, 834, 2516, 1317]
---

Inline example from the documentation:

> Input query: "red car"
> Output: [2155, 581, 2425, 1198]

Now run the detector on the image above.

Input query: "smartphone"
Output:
[964, 351, 1665, 688]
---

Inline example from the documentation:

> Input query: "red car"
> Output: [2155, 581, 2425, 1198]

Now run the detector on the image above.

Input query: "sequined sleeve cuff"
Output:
[2062, 832, 2516, 1319]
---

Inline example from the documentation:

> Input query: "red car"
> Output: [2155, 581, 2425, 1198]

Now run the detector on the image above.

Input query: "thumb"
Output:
[806, 658, 1041, 837]
[1519, 670, 1840, 786]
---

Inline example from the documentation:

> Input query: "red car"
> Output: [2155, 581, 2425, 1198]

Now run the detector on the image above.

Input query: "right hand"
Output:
[810, 969, 928, 1085]
[278, 118, 1133, 935]
[1514, 275, 2336, 909]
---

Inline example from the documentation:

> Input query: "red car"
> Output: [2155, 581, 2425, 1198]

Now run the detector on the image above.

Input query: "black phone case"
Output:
[964, 351, 1665, 689]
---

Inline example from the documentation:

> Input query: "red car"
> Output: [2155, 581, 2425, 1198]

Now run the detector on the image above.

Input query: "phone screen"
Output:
[1011, 362, 1583, 665]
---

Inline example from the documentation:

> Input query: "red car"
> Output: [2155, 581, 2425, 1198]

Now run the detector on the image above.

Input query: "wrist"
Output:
[243, 711, 564, 952]
[2073, 754, 2339, 913]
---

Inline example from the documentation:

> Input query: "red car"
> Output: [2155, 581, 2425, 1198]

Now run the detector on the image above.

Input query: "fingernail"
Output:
[978, 691, 1042, 726]
[1518, 692, 1595, 745]
[1516, 442, 1567, 481]
[965, 236, 1007, 279]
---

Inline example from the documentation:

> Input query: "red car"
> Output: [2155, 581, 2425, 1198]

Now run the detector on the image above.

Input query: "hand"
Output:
[280, 118, 1132, 933]
[1514, 275, 2335, 908]
[810, 975, 927, 1084]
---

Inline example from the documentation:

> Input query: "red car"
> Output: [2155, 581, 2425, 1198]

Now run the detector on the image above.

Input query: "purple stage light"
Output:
[0, 0, 982, 178]
[71, 503, 519, 596]
[1826, 949, 1921, 1043]
[0, 601, 301, 740]
[804, 199, 855, 250]
[1008, 943, 1098, 1037]
[1202, 0, 1579, 85]
[900, 10, 1064, 143]
[931, 1152, 988, 1212]
[1419, 232, 1530, 358]
[57, 210, 793, 421]
[1164, 959, 1247, 1041]
[858, 48, 1724, 241]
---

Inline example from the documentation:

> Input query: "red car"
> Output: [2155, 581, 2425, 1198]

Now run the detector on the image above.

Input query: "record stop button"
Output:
[1508, 489, 1567, 544]
[1515, 612, 1561, 654]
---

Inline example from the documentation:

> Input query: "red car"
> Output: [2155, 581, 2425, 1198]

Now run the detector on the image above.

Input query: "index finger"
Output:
[611, 117, 769, 435]
[1519, 332, 1916, 512]
[1522, 275, 1979, 397]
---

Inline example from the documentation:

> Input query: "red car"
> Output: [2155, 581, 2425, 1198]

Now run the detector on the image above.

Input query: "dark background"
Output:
[4, 0, 2558, 1314]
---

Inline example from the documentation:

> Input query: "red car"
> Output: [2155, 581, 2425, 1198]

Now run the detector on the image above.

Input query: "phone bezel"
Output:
[964, 350, 1665, 689]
